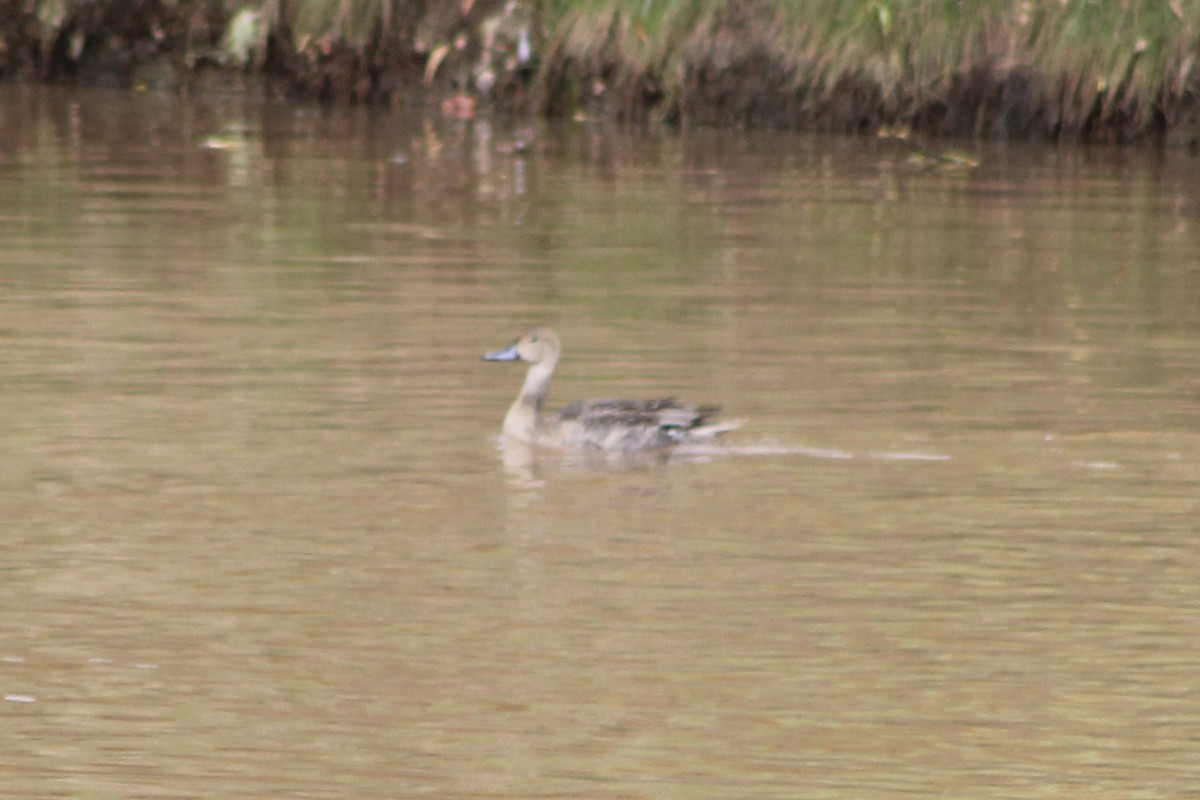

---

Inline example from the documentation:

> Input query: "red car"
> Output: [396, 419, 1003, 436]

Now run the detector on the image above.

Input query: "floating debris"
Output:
[200, 137, 245, 151]
[879, 126, 979, 171]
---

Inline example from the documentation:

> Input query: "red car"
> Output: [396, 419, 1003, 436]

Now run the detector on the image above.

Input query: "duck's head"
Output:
[483, 327, 561, 366]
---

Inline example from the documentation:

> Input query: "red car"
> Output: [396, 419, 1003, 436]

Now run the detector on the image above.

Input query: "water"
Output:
[2, 85, 1200, 798]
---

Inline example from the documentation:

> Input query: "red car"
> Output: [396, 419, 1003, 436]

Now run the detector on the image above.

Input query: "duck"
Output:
[483, 327, 742, 450]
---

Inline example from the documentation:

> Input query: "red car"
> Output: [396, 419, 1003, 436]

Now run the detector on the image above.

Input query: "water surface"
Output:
[2, 86, 1200, 798]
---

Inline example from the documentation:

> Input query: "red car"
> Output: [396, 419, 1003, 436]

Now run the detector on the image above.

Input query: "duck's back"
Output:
[556, 398, 727, 450]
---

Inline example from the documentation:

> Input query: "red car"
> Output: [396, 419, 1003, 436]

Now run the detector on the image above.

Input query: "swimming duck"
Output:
[483, 328, 741, 450]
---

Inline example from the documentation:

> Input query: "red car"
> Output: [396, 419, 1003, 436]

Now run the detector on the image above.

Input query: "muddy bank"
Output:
[2, 0, 1197, 147]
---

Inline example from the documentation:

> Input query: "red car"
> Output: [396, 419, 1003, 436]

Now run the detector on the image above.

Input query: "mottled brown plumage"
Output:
[483, 328, 741, 450]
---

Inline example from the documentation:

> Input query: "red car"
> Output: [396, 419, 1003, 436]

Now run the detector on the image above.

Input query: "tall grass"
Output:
[15, 0, 1200, 139]
[286, 0, 391, 47]
[538, 0, 1200, 139]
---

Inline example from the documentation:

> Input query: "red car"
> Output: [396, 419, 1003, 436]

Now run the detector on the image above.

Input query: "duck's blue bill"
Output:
[482, 343, 521, 361]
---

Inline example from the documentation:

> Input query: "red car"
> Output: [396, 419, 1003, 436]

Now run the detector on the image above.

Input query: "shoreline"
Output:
[2, 0, 1197, 148]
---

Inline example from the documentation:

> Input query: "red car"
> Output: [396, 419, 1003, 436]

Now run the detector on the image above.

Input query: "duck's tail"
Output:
[684, 418, 745, 441]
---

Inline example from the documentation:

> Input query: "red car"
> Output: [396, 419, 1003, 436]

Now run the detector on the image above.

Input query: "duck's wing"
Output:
[559, 398, 713, 425]
[557, 398, 731, 448]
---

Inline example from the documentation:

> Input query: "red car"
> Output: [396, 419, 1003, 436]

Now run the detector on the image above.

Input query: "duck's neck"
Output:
[503, 358, 557, 442]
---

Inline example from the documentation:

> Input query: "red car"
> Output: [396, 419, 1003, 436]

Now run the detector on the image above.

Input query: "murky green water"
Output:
[3, 85, 1200, 798]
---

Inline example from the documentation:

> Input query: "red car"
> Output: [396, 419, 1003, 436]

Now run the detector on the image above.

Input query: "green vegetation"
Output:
[538, 0, 1200, 141]
[3, 0, 1199, 143]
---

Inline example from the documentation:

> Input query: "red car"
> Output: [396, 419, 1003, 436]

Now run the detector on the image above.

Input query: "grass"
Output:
[13, 0, 1200, 140]
[536, 0, 1200, 140]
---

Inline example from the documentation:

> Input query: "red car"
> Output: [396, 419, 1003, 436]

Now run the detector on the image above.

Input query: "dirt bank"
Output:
[2, 0, 1197, 147]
